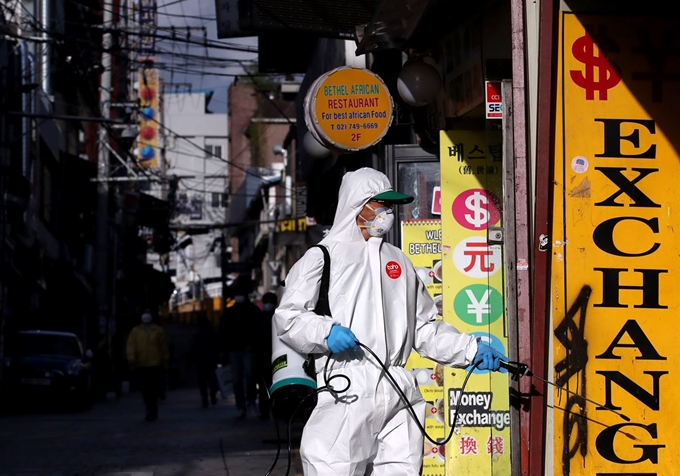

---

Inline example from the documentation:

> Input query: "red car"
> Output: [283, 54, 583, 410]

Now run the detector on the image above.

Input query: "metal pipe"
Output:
[509, 1, 533, 475]
[530, 0, 558, 475]
[501, 79, 522, 476]
[40, 0, 51, 96]
[96, 0, 114, 360]
[2, 111, 124, 123]
[20, 42, 31, 177]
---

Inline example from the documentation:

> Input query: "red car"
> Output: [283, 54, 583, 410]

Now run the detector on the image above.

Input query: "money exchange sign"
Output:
[551, 13, 680, 475]
[402, 219, 446, 476]
[440, 130, 511, 476]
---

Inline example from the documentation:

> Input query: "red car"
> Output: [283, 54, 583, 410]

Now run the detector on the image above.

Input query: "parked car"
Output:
[2, 330, 94, 409]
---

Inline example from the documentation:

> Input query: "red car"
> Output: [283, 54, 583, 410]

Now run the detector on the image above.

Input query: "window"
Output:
[384, 145, 441, 247]
[396, 161, 441, 223]
[205, 144, 223, 160]
[13, 333, 82, 358]
[212, 192, 223, 208]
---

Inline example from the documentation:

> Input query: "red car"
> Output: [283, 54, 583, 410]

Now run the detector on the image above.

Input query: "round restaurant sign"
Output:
[304, 66, 394, 152]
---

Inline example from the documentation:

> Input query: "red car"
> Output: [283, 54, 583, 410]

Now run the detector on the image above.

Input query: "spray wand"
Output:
[499, 361, 631, 422]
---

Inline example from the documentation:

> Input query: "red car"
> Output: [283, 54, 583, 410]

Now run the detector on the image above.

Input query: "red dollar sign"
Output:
[570, 31, 621, 100]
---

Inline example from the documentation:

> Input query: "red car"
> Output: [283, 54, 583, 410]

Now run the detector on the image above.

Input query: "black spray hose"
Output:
[320, 343, 480, 446]
[268, 353, 634, 475]
[267, 344, 483, 476]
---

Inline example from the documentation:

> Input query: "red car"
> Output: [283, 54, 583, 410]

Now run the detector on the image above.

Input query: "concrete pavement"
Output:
[0, 383, 304, 476]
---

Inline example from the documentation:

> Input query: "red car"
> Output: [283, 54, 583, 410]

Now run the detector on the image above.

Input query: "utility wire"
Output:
[146, 114, 297, 194]
[54, 1, 260, 52]
[9, 4, 260, 87]
[4, 30, 265, 85]
[8, 27, 264, 85]
[7, 0, 298, 193]
[157, 0, 194, 10]
[15, 9, 258, 55]
[49, 79, 290, 194]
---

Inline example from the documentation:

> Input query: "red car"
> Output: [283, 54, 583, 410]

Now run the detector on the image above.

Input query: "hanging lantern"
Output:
[141, 145, 155, 161]
[397, 56, 442, 107]
[140, 125, 156, 141]
[303, 131, 331, 159]
[141, 106, 156, 121]
[140, 86, 156, 102]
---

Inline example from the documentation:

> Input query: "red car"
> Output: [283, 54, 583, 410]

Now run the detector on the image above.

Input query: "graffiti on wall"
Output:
[554, 285, 591, 475]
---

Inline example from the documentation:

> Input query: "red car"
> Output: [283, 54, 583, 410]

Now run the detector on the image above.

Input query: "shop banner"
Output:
[402, 219, 446, 475]
[551, 13, 680, 475]
[439, 130, 510, 475]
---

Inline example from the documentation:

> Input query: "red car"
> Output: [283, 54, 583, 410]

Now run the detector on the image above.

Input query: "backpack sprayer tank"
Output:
[270, 335, 317, 422]
[269, 245, 330, 422]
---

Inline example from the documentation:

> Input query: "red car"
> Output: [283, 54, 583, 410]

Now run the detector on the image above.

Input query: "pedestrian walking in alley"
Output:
[254, 291, 277, 420]
[188, 311, 220, 408]
[219, 279, 261, 419]
[126, 308, 169, 422]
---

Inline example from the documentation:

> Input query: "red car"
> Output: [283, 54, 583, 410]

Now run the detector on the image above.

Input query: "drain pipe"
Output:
[39, 0, 51, 97]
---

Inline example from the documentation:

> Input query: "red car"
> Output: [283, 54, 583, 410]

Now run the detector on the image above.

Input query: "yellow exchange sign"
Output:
[551, 12, 680, 475]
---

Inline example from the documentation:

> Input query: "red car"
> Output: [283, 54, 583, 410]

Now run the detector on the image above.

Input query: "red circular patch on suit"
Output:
[385, 261, 402, 279]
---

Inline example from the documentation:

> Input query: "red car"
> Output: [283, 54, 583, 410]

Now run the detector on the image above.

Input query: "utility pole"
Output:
[220, 233, 229, 318]
[158, 74, 168, 200]
[96, 0, 113, 352]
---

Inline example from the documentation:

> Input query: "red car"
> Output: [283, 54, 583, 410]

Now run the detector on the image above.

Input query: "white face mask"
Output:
[361, 205, 394, 237]
[141, 313, 152, 324]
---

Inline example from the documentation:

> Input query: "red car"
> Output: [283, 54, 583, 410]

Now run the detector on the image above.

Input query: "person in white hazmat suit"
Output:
[273, 167, 505, 476]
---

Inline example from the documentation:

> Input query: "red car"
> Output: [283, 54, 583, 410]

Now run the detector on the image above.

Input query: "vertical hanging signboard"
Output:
[137, 68, 160, 168]
[439, 130, 511, 475]
[552, 12, 680, 475]
[138, 0, 157, 63]
[402, 218, 446, 475]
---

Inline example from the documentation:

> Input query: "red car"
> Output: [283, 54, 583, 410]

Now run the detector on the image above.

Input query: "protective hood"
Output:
[320, 167, 395, 244]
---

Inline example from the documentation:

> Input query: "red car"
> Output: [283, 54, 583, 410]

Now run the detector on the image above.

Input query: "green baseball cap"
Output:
[371, 190, 414, 204]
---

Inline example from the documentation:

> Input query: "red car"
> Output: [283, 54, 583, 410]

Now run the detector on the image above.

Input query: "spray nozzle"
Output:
[499, 361, 532, 381]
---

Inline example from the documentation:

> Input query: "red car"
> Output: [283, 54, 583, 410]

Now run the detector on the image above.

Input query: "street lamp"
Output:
[270, 145, 294, 291]
[273, 145, 292, 217]
[272, 144, 287, 160]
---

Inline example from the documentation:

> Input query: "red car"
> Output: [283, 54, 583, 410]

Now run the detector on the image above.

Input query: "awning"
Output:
[121, 262, 175, 308]
[355, 0, 435, 55]
[354, 0, 495, 55]
[136, 192, 170, 229]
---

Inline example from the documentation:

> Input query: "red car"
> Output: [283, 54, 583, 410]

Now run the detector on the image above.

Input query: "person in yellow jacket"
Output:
[126, 309, 169, 421]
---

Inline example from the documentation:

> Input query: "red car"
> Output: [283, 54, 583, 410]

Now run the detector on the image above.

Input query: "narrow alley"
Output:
[0, 383, 303, 476]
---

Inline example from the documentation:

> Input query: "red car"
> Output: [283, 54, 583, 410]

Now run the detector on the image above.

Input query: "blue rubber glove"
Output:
[473, 343, 506, 371]
[326, 325, 359, 353]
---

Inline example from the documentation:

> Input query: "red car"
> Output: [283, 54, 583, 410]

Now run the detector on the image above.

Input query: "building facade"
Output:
[151, 91, 229, 324]
[0, 0, 173, 397]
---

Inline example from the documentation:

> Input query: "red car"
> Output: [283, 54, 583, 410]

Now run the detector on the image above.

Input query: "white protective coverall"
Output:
[274, 167, 479, 476]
